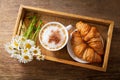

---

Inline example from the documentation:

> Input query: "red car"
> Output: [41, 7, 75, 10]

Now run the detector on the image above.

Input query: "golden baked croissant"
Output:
[71, 21, 104, 63]
[76, 21, 91, 37]
[89, 41, 103, 55]
[71, 31, 83, 47]
[87, 37, 101, 43]
[84, 27, 100, 41]
[73, 43, 87, 58]
[82, 48, 95, 62]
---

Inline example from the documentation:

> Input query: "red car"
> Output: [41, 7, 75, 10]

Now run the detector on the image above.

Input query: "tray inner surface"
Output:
[18, 9, 109, 67]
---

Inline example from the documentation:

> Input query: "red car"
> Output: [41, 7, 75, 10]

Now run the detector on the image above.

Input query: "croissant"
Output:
[94, 53, 102, 62]
[73, 43, 87, 58]
[87, 37, 101, 43]
[89, 41, 103, 55]
[71, 21, 104, 63]
[71, 31, 83, 47]
[76, 21, 91, 37]
[84, 27, 100, 41]
[82, 48, 94, 62]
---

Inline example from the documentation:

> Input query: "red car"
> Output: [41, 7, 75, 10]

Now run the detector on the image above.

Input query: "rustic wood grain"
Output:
[0, 0, 120, 80]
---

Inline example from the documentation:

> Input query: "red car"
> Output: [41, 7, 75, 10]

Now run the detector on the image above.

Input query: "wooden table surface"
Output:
[0, 0, 120, 80]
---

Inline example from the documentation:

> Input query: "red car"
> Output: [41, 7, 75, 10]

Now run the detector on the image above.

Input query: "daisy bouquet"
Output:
[5, 16, 45, 63]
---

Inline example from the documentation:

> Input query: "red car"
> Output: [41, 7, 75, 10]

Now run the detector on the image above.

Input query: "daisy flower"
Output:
[24, 40, 35, 49]
[12, 35, 19, 41]
[30, 47, 41, 56]
[10, 52, 21, 59]
[18, 36, 26, 49]
[21, 48, 30, 54]
[5, 35, 44, 63]
[4, 42, 13, 54]
[36, 55, 45, 61]
[18, 53, 33, 63]
[11, 39, 20, 50]
[18, 35, 26, 42]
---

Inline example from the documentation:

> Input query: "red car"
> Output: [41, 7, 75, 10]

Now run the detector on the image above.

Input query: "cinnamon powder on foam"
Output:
[48, 30, 61, 44]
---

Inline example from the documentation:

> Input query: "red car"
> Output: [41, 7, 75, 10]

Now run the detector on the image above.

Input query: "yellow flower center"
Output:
[9, 47, 12, 50]
[14, 41, 18, 47]
[25, 43, 31, 49]
[24, 49, 28, 53]
[21, 38, 25, 41]
[14, 51, 19, 54]
[39, 55, 42, 59]
[33, 50, 38, 54]
[24, 55, 29, 60]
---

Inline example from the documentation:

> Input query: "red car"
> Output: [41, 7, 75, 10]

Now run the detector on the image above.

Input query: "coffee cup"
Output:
[39, 22, 72, 51]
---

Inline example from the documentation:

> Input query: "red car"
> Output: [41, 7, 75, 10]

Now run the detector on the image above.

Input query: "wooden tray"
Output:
[13, 5, 114, 72]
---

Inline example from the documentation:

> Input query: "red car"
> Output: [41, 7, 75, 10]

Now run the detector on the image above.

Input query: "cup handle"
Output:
[66, 25, 72, 31]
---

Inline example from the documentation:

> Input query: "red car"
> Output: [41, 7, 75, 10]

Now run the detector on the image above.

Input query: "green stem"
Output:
[23, 16, 37, 39]
[32, 20, 42, 41]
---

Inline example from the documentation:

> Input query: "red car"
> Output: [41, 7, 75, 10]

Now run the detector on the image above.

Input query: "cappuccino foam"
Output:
[40, 24, 67, 49]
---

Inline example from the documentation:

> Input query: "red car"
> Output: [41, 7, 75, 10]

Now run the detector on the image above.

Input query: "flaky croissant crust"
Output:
[71, 21, 104, 63]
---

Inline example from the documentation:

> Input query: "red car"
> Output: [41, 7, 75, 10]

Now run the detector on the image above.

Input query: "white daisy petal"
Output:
[30, 47, 41, 56]
[4, 42, 14, 54]
[11, 39, 20, 50]
[19, 35, 26, 42]
[21, 48, 30, 54]
[12, 35, 19, 41]
[10, 50, 21, 59]
[18, 53, 33, 63]
[36, 55, 45, 61]
[24, 40, 35, 49]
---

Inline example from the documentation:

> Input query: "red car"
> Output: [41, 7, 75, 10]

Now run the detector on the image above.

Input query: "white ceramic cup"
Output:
[39, 22, 72, 51]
